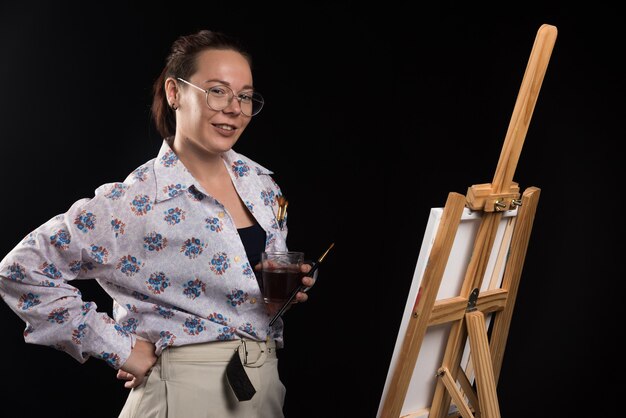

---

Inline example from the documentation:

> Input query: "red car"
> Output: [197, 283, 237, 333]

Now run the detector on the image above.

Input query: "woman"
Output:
[0, 29, 313, 417]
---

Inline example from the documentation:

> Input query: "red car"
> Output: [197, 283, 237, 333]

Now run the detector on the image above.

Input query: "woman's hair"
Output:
[152, 30, 251, 139]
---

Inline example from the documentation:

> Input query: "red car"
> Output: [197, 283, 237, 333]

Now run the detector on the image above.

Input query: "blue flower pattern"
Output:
[74, 210, 96, 233]
[48, 307, 69, 324]
[154, 305, 174, 319]
[50, 229, 71, 250]
[242, 262, 253, 277]
[180, 237, 205, 259]
[239, 323, 258, 338]
[209, 252, 230, 275]
[117, 318, 138, 335]
[116, 255, 143, 277]
[182, 278, 206, 300]
[72, 323, 87, 344]
[207, 312, 230, 326]
[21, 232, 37, 246]
[260, 189, 275, 206]
[99, 352, 121, 368]
[130, 195, 152, 216]
[164, 207, 185, 225]
[231, 160, 250, 178]
[205, 217, 223, 232]
[133, 166, 150, 182]
[160, 150, 178, 167]
[40, 262, 63, 280]
[90, 245, 109, 264]
[18, 292, 41, 310]
[5, 263, 26, 281]
[163, 184, 186, 198]
[146, 272, 170, 294]
[104, 183, 127, 200]
[158, 331, 176, 350]
[187, 186, 205, 201]
[217, 326, 236, 340]
[227, 289, 248, 307]
[111, 218, 125, 237]
[183, 316, 206, 336]
[144, 232, 168, 252]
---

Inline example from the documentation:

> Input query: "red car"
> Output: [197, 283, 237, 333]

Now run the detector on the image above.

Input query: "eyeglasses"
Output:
[177, 78, 264, 117]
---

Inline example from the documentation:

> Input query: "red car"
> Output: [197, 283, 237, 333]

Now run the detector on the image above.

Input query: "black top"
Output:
[238, 223, 266, 267]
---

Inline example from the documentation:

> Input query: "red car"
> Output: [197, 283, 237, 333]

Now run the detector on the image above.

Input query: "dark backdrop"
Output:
[1, 2, 623, 417]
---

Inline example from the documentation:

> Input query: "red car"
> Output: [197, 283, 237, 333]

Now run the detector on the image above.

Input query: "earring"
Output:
[170, 102, 178, 111]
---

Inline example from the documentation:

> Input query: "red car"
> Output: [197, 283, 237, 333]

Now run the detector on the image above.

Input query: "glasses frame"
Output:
[176, 77, 264, 117]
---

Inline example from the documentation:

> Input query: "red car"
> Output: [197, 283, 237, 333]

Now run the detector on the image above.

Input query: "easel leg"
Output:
[489, 187, 541, 383]
[436, 367, 475, 418]
[465, 310, 501, 418]
[457, 368, 480, 415]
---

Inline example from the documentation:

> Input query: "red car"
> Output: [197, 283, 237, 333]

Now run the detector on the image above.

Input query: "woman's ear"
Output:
[164, 77, 179, 109]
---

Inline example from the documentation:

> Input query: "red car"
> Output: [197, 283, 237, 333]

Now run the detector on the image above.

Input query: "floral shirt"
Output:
[0, 140, 287, 369]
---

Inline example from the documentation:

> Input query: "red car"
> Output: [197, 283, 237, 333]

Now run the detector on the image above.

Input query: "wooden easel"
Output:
[379, 24, 558, 418]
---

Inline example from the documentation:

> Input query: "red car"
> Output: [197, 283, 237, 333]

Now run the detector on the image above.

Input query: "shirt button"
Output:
[250, 298, 257, 304]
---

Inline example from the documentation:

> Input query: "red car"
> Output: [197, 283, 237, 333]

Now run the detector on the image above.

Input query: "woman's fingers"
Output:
[299, 263, 316, 298]
[295, 291, 308, 303]
[117, 370, 134, 381]
[117, 369, 145, 389]
[124, 376, 140, 389]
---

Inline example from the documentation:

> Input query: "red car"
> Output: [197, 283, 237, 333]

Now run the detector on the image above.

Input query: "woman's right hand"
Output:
[116, 339, 158, 389]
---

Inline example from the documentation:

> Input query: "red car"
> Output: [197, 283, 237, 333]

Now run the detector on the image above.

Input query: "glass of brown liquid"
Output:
[260, 251, 304, 304]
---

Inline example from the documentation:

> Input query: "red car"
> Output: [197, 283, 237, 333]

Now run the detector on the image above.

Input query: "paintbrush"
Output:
[276, 196, 288, 230]
[269, 242, 335, 327]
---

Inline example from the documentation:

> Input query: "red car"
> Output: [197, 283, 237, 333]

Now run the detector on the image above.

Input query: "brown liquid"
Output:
[262, 269, 302, 303]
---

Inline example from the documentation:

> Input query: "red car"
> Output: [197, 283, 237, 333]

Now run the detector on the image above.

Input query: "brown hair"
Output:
[151, 30, 252, 139]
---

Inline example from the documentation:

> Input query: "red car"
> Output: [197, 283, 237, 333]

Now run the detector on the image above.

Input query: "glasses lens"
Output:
[206, 86, 231, 111]
[206, 86, 264, 116]
[245, 92, 264, 116]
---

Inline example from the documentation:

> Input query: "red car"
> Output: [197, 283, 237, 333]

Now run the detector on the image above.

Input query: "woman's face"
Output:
[174, 49, 254, 156]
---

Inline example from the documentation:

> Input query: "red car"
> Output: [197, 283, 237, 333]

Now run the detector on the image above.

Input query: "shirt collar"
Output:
[152, 140, 274, 203]
[221, 147, 274, 178]
[153, 140, 199, 203]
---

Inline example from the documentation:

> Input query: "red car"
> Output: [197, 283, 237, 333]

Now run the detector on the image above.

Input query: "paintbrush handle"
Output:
[267, 242, 334, 327]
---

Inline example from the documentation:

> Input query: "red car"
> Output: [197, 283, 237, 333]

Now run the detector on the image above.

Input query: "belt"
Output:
[161, 338, 275, 402]
[164, 338, 275, 367]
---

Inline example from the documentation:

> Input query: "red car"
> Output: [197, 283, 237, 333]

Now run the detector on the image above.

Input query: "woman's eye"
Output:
[238, 93, 253, 103]
[208, 86, 228, 96]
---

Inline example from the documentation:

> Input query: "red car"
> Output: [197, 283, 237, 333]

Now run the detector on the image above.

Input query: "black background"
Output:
[1, 2, 624, 417]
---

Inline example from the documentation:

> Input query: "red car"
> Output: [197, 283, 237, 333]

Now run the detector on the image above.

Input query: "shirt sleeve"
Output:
[0, 196, 134, 369]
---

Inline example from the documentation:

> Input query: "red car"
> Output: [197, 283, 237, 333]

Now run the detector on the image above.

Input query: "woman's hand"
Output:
[295, 262, 315, 303]
[116, 339, 157, 389]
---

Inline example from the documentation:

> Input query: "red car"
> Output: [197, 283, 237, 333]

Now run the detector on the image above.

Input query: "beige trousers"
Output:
[118, 339, 285, 418]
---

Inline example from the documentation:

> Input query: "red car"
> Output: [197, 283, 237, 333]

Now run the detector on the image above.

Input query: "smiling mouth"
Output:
[213, 123, 236, 131]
